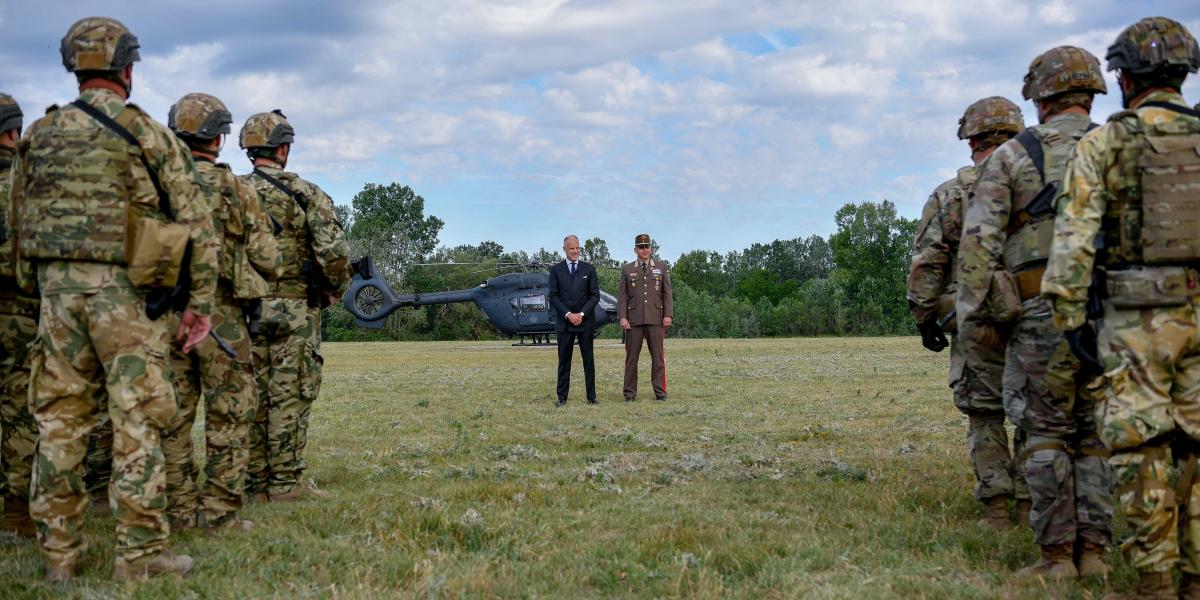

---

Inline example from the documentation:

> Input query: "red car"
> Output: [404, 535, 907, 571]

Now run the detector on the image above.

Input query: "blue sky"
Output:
[3, 1, 1199, 261]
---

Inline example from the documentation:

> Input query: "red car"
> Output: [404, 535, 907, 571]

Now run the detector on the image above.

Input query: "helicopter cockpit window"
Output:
[512, 295, 546, 313]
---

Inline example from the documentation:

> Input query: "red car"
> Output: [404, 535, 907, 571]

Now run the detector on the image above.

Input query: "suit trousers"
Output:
[556, 330, 596, 402]
[624, 324, 666, 400]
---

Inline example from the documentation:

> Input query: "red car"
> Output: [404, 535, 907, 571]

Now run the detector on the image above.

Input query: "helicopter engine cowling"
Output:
[342, 256, 404, 328]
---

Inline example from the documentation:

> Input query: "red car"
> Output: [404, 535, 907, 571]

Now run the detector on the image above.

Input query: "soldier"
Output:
[0, 93, 37, 538]
[618, 234, 673, 402]
[12, 17, 219, 580]
[906, 96, 1029, 530]
[239, 110, 350, 502]
[1043, 17, 1200, 600]
[162, 94, 281, 532]
[958, 46, 1113, 579]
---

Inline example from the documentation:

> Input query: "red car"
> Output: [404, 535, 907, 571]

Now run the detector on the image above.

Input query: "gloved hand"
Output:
[1065, 324, 1104, 380]
[918, 317, 949, 352]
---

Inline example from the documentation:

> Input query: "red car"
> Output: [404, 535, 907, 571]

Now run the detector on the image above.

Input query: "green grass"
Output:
[0, 337, 1132, 598]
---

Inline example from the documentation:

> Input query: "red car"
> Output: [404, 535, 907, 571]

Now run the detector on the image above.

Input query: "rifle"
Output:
[208, 329, 237, 359]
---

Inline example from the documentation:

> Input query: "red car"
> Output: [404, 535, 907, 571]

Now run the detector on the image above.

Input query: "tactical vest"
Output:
[1101, 102, 1200, 266]
[246, 168, 311, 282]
[1003, 123, 1096, 272]
[18, 102, 166, 264]
[195, 160, 246, 286]
[0, 165, 15, 279]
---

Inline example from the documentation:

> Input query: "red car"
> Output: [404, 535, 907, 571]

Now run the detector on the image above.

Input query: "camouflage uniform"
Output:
[959, 47, 1114, 576]
[13, 18, 218, 576]
[908, 165, 1029, 506]
[162, 94, 281, 529]
[238, 112, 349, 498]
[0, 93, 38, 537]
[1045, 73, 1200, 592]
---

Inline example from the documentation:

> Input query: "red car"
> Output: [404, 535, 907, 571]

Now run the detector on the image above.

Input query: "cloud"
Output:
[3, 1, 1200, 258]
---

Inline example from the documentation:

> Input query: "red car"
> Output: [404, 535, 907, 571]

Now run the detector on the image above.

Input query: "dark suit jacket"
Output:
[547, 260, 600, 333]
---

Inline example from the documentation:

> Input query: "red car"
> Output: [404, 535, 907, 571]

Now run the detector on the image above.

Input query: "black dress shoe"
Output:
[587, 398, 598, 405]
[624, 397, 634, 402]
[554, 400, 566, 407]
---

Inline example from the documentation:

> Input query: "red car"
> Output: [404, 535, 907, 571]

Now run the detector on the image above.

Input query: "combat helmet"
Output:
[239, 110, 294, 150]
[1022, 46, 1107, 101]
[957, 97, 1024, 140]
[60, 17, 140, 73]
[168, 93, 232, 141]
[1107, 16, 1200, 76]
[0, 94, 22, 135]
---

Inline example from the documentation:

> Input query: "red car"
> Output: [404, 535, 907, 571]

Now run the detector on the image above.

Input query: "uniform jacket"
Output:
[1044, 91, 1199, 331]
[617, 259, 673, 326]
[547, 259, 599, 333]
[906, 165, 974, 324]
[957, 112, 1094, 327]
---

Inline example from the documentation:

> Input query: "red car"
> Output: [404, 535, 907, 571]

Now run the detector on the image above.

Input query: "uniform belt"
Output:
[1014, 266, 1046, 301]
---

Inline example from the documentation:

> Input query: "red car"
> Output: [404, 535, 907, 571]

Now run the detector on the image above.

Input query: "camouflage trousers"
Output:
[84, 413, 113, 505]
[247, 298, 322, 496]
[1, 312, 37, 509]
[1005, 296, 1112, 547]
[164, 298, 255, 527]
[29, 287, 176, 568]
[1097, 297, 1200, 574]
[952, 321, 1029, 502]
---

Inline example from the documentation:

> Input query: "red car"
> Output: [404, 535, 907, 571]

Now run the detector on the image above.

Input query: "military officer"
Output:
[239, 110, 350, 502]
[13, 17, 219, 580]
[162, 93, 281, 533]
[618, 234, 673, 402]
[958, 46, 1113, 580]
[906, 96, 1029, 531]
[0, 93, 37, 538]
[1043, 17, 1200, 600]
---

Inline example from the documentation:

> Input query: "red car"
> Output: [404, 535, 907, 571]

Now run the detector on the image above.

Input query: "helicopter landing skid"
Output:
[513, 333, 553, 346]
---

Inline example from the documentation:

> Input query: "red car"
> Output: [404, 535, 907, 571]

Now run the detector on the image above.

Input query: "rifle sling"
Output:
[70, 100, 174, 220]
[252, 167, 308, 212]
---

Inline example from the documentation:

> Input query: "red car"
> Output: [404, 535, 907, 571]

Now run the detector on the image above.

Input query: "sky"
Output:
[3, 1, 1199, 262]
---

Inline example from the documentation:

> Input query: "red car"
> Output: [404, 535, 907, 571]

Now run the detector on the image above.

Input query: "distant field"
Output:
[0, 337, 1129, 598]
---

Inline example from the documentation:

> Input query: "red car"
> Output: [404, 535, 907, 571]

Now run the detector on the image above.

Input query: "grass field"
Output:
[0, 337, 1133, 598]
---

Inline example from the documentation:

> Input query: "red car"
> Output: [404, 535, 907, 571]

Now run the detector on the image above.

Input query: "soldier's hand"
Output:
[1065, 324, 1105, 380]
[663, 316, 672, 328]
[619, 318, 631, 331]
[178, 309, 212, 354]
[917, 317, 948, 352]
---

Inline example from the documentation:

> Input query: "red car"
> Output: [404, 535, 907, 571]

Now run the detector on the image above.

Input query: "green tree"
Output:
[828, 200, 916, 334]
[581, 237, 614, 267]
[347, 183, 444, 285]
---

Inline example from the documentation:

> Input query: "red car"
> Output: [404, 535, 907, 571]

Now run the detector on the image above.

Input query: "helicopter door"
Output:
[514, 294, 548, 326]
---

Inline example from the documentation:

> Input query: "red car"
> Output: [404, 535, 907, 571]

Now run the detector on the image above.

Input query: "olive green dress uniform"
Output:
[618, 244, 673, 401]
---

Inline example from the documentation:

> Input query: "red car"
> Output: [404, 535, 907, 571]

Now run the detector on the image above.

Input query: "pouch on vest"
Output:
[1106, 267, 1198, 309]
[127, 217, 189, 288]
[982, 270, 1021, 324]
[233, 246, 270, 300]
[1139, 132, 1200, 264]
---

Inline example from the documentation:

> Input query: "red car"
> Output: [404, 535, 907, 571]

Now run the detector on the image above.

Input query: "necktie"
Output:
[641, 263, 647, 275]
[569, 262, 576, 276]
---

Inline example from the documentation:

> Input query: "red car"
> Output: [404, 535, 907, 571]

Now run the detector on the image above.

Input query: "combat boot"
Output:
[1014, 499, 1032, 528]
[44, 563, 75, 582]
[1076, 542, 1110, 578]
[112, 550, 193, 581]
[2, 499, 36, 538]
[247, 492, 268, 503]
[1180, 572, 1200, 600]
[1016, 543, 1077, 580]
[1100, 570, 1173, 600]
[203, 517, 254, 535]
[978, 496, 1010, 530]
[270, 481, 330, 503]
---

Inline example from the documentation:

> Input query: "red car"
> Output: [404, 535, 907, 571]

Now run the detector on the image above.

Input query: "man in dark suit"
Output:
[547, 235, 600, 406]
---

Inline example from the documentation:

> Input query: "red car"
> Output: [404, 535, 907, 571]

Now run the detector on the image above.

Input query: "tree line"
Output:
[323, 182, 917, 341]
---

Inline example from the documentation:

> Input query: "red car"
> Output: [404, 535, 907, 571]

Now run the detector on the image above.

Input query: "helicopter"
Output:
[341, 256, 621, 345]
